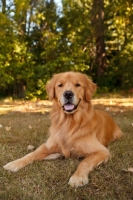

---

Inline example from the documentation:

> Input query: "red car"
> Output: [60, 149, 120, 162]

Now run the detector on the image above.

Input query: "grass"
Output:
[0, 98, 133, 200]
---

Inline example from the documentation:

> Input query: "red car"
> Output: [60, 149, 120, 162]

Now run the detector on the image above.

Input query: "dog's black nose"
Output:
[63, 91, 74, 99]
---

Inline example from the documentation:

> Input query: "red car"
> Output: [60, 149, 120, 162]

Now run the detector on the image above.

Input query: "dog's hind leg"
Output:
[114, 125, 123, 140]
[44, 153, 63, 160]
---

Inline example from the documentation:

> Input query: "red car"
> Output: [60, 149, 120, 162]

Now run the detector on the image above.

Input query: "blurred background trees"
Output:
[0, 0, 133, 99]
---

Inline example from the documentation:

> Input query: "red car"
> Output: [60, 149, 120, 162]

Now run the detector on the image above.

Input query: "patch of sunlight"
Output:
[0, 98, 133, 115]
[92, 98, 133, 107]
[0, 100, 53, 114]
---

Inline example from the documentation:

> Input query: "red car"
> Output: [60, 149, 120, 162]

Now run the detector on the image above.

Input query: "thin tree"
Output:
[91, 0, 106, 78]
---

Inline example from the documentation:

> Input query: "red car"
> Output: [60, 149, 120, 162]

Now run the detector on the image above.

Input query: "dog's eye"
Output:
[75, 83, 81, 87]
[58, 83, 63, 87]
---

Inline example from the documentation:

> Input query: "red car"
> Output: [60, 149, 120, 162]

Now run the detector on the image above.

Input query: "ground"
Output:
[0, 97, 133, 200]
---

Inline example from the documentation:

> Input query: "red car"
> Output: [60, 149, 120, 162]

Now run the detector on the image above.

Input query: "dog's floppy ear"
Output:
[46, 74, 58, 101]
[84, 75, 97, 101]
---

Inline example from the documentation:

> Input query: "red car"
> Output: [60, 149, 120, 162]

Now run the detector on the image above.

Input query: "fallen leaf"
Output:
[29, 125, 32, 129]
[0, 124, 3, 128]
[27, 145, 35, 151]
[122, 168, 133, 173]
[5, 126, 11, 131]
[128, 168, 133, 172]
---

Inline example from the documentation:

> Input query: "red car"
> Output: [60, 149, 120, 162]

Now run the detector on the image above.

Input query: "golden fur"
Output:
[3, 72, 123, 188]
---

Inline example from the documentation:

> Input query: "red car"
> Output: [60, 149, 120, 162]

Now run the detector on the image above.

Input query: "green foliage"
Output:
[0, 0, 133, 98]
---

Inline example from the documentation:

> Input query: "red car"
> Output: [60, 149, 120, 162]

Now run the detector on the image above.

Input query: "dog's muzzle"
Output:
[62, 91, 80, 113]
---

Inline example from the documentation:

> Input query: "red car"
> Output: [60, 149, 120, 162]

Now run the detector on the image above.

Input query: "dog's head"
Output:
[46, 72, 96, 114]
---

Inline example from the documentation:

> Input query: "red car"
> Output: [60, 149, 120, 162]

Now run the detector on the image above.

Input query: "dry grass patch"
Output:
[0, 98, 133, 200]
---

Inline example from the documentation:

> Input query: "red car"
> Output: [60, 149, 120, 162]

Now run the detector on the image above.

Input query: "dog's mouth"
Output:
[62, 100, 81, 113]
[63, 103, 75, 112]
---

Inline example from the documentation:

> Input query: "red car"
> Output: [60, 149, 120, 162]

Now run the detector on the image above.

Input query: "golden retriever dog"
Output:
[4, 72, 123, 188]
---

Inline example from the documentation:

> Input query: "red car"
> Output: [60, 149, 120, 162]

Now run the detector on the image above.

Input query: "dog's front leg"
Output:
[3, 138, 60, 172]
[69, 149, 110, 188]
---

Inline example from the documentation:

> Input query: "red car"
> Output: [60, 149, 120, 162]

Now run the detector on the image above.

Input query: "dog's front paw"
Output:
[68, 174, 89, 188]
[3, 159, 23, 172]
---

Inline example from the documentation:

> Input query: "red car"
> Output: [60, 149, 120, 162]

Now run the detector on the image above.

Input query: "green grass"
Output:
[0, 99, 133, 200]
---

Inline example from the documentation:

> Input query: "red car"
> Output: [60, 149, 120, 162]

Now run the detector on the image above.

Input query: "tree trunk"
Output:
[13, 81, 26, 98]
[91, 0, 106, 78]
[2, 0, 6, 14]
